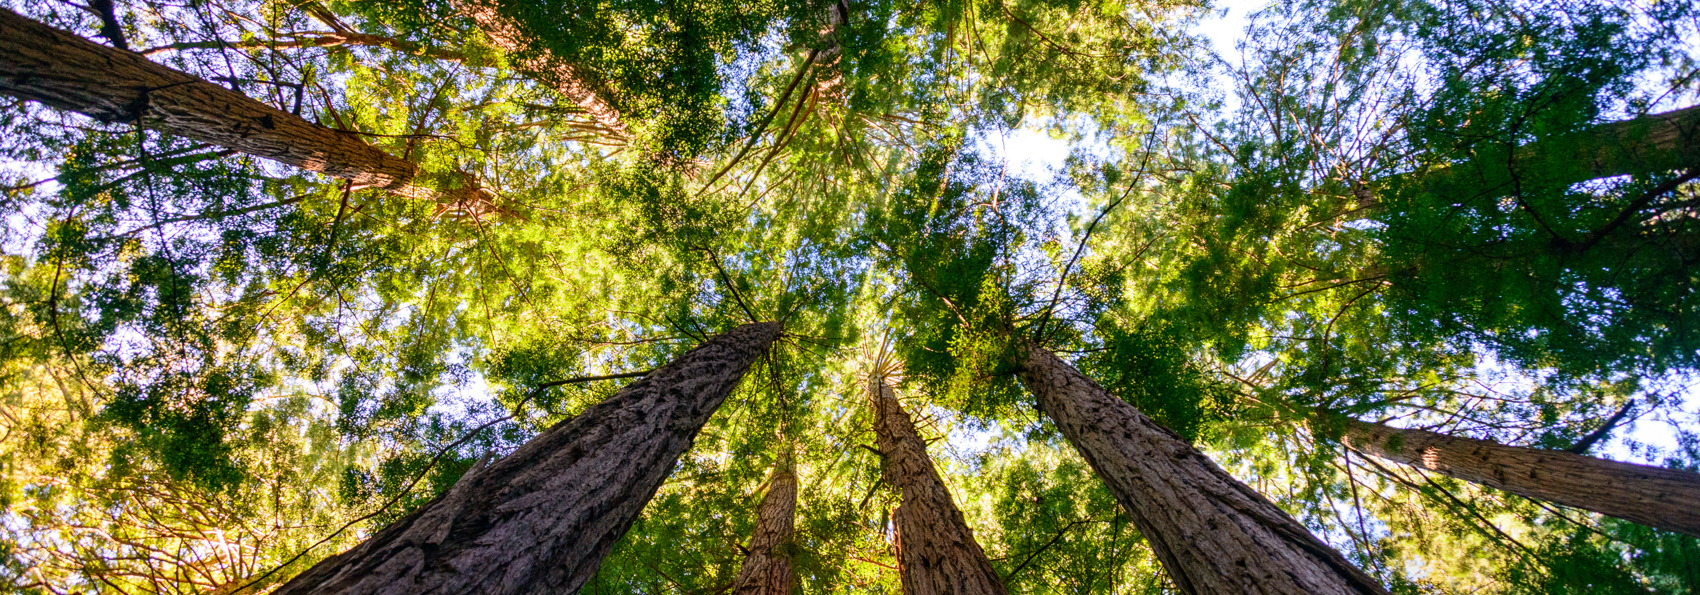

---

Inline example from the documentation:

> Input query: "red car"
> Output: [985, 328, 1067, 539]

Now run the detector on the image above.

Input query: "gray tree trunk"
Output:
[868, 374, 1009, 595]
[1341, 418, 1700, 537]
[1017, 345, 1385, 595]
[730, 454, 798, 595]
[454, 0, 627, 137]
[272, 322, 782, 595]
[0, 8, 497, 217]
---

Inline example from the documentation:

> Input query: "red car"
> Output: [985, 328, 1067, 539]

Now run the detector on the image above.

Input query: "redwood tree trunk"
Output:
[273, 322, 782, 595]
[1017, 345, 1385, 595]
[1341, 418, 1700, 537]
[730, 454, 798, 595]
[0, 8, 492, 214]
[455, 0, 627, 137]
[868, 374, 1008, 595]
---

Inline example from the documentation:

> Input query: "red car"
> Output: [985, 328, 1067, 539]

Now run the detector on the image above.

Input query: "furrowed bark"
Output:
[455, 0, 627, 137]
[272, 322, 782, 595]
[868, 374, 1008, 595]
[1017, 345, 1385, 595]
[0, 8, 498, 217]
[1341, 418, 1700, 537]
[730, 454, 798, 595]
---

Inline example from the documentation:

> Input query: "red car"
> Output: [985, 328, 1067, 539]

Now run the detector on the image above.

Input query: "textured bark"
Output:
[730, 455, 798, 595]
[1017, 346, 1385, 595]
[273, 322, 782, 595]
[1341, 418, 1700, 537]
[455, 0, 627, 137]
[0, 8, 498, 216]
[868, 375, 1008, 595]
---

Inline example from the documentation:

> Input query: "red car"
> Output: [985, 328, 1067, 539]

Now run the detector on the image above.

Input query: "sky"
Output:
[967, 0, 1697, 468]
[2, 0, 1691, 468]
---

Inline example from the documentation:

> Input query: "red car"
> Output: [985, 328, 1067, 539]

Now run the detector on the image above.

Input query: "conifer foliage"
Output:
[1, 0, 1698, 593]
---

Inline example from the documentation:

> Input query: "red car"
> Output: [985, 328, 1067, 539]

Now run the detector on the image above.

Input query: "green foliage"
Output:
[1377, 0, 1700, 382]
[1078, 319, 1233, 442]
[3, 0, 1699, 592]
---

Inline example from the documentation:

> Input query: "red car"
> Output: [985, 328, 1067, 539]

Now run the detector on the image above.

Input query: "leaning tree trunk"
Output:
[0, 8, 498, 217]
[1340, 418, 1700, 537]
[1017, 345, 1385, 595]
[454, 0, 627, 137]
[1351, 105, 1700, 216]
[730, 453, 799, 595]
[272, 322, 782, 595]
[868, 374, 1008, 595]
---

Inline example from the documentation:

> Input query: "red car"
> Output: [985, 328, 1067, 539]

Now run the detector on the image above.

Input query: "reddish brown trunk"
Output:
[1018, 345, 1385, 595]
[0, 8, 499, 217]
[272, 322, 782, 595]
[455, 0, 627, 137]
[731, 455, 798, 595]
[868, 374, 1008, 595]
[1341, 418, 1700, 537]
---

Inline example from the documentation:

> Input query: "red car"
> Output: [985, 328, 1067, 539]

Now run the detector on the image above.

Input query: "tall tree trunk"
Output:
[867, 373, 1008, 595]
[1353, 104, 1700, 215]
[1340, 417, 1700, 537]
[273, 321, 782, 595]
[1017, 345, 1385, 595]
[0, 8, 498, 217]
[730, 453, 798, 595]
[454, 0, 627, 137]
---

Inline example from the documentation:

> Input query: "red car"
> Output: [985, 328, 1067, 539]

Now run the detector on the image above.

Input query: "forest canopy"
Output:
[1, 0, 1697, 593]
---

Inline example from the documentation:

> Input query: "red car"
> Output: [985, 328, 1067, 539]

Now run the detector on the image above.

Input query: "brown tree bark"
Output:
[1340, 418, 1700, 537]
[867, 373, 1008, 595]
[730, 454, 798, 595]
[272, 321, 782, 595]
[1017, 345, 1385, 595]
[0, 8, 499, 217]
[454, 0, 627, 138]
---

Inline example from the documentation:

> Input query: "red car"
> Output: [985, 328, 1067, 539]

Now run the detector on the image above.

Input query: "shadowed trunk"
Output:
[868, 374, 1008, 595]
[1017, 345, 1385, 595]
[1341, 418, 1700, 537]
[1351, 105, 1700, 216]
[731, 454, 798, 595]
[0, 8, 501, 217]
[272, 322, 782, 595]
[454, 0, 627, 137]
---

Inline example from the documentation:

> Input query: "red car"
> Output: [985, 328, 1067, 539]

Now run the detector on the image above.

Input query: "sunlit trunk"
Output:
[1342, 418, 1700, 537]
[0, 8, 498, 217]
[868, 373, 1008, 595]
[1018, 345, 1385, 595]
[731, 454, 798, 595]
[454, 0, 627, 137]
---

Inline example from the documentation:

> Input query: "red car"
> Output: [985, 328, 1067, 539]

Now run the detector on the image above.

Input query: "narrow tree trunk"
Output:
[730, 454, 798, 595]
[1340, 417, 1700, 537]
[454, 0, 627, 137]
[272, 322, 782, 595]
[0, 8, 497, 216]
[868, 374, 1008, 595]
[1017, 345, 1385, 595]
